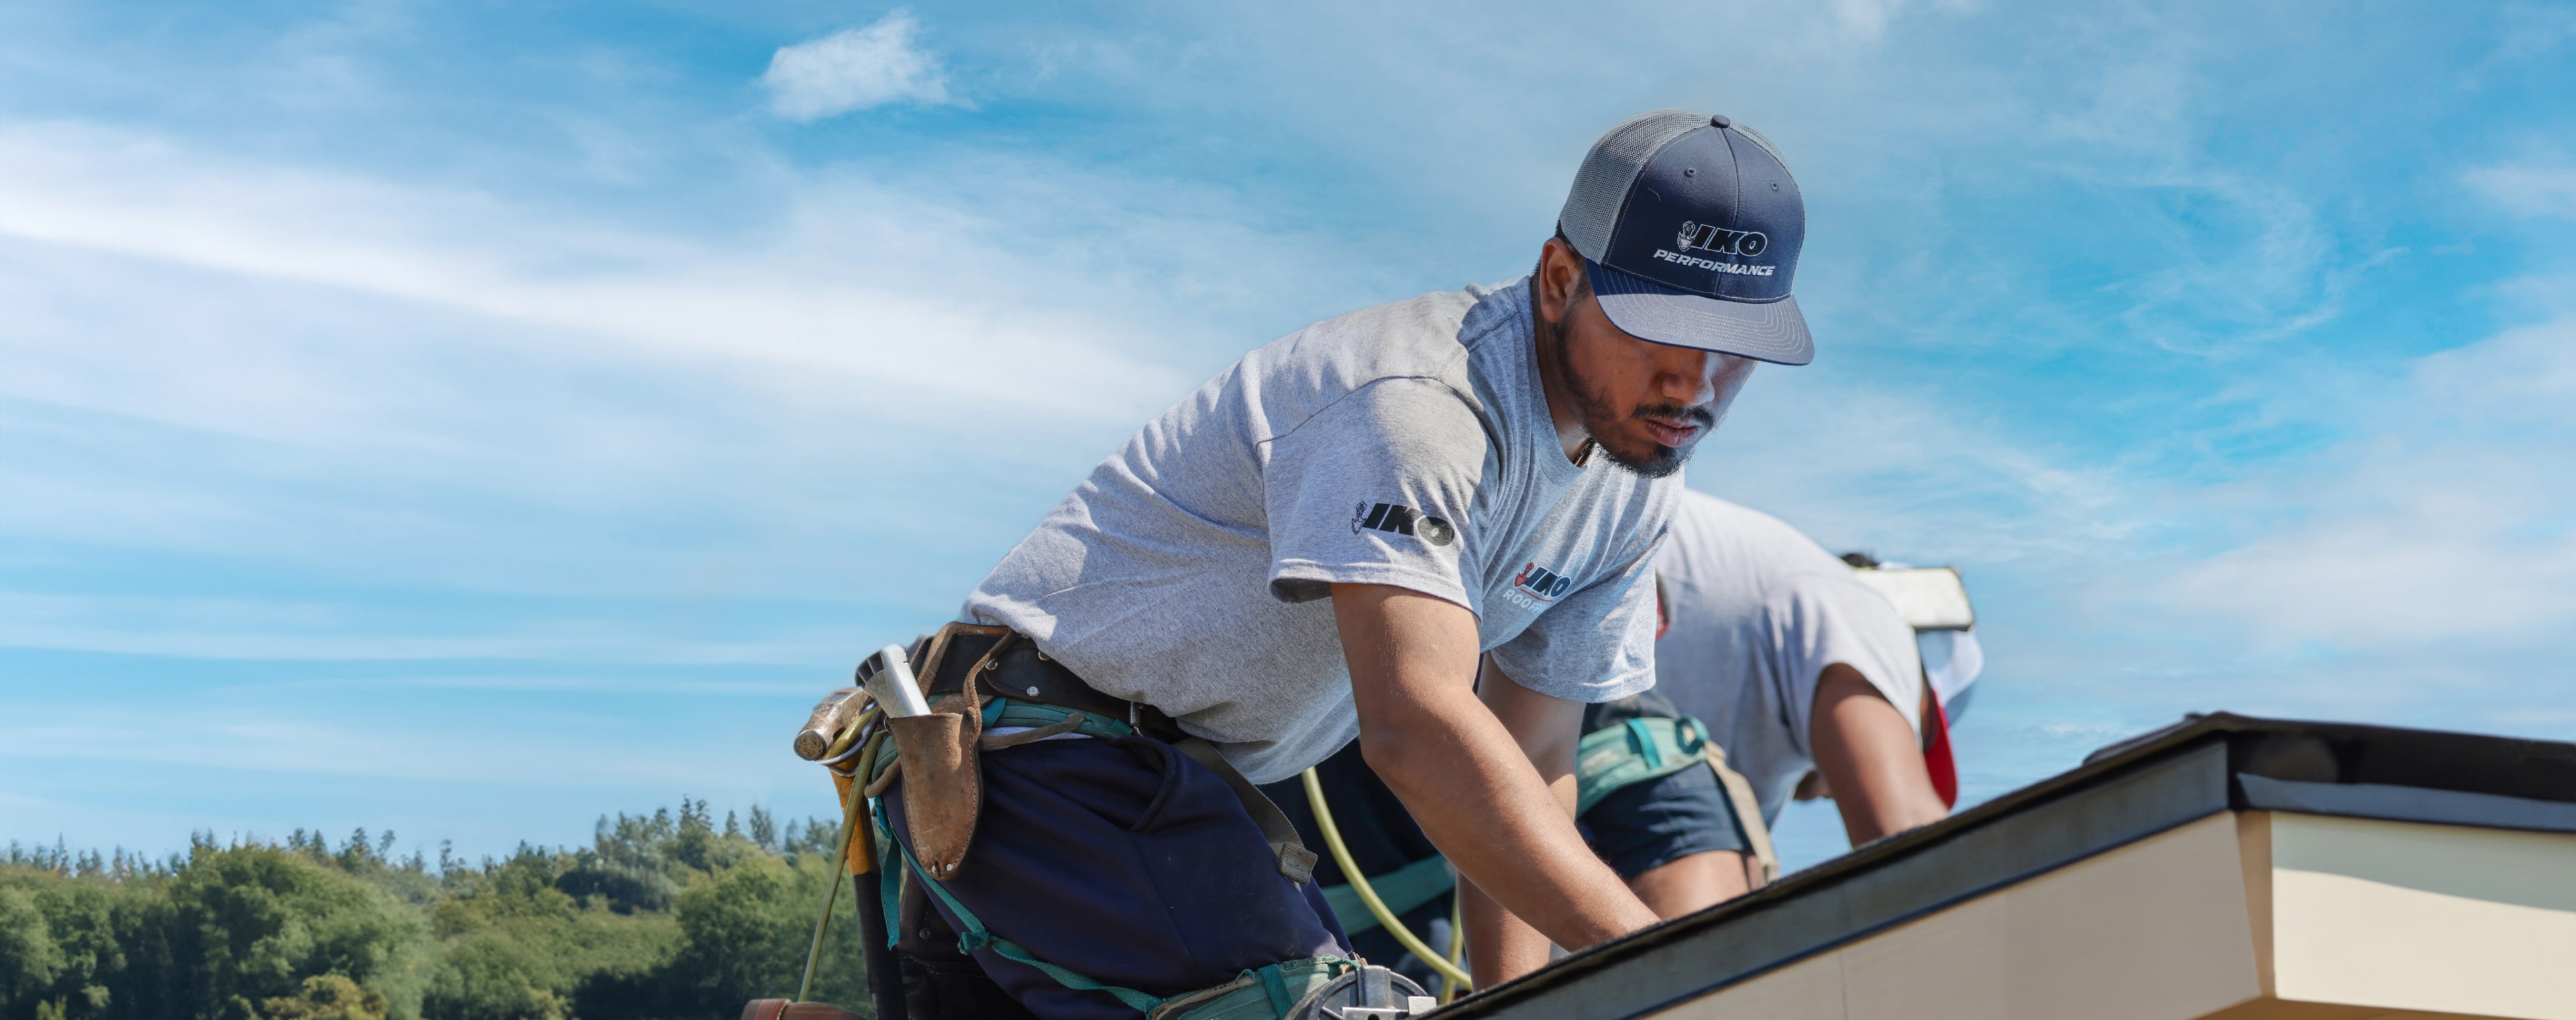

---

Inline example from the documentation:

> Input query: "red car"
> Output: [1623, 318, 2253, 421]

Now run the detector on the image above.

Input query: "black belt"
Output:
[919, 631, 1184, 741]
[914, 628, 1316, 884]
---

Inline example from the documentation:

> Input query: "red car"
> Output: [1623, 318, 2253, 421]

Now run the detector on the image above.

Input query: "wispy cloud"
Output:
[2149, 314, 2576, 651]
[2465, 161, 2576, 221]
[760, 11, 951, 121]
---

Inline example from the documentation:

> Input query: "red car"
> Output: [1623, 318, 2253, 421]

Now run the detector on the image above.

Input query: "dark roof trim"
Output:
[1440, 713, 2576, 1019]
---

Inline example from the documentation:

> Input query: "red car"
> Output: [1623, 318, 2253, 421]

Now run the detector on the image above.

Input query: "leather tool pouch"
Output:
[891, 623, 1010, 879]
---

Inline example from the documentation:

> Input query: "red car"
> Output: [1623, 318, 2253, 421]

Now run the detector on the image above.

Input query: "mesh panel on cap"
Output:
[1557, 109, 1708, 261]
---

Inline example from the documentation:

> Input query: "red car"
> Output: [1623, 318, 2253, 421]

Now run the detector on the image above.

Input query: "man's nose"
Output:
[1660, 350, 1722, 406]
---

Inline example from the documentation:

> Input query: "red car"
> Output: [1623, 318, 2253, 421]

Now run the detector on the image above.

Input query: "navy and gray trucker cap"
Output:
[1558, 109, 1811, 365]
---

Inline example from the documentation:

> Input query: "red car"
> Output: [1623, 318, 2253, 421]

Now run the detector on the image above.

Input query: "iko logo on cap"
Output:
[1676, 221, 1769, 257]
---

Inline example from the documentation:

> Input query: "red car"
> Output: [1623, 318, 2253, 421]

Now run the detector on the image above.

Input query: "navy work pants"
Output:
[886, 735, 1349, 1019]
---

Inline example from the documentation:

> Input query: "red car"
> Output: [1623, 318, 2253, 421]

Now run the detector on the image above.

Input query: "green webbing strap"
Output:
[1319, 854, 1454, 935]
[876, 813, 902, 948]
[1627, 718, 1666, 768]
[896, 835, 1169, 1014]
[1576, 715, 1711, 815]
[980, 697, 1144, 740]
[1260, 967, 1295, 1013]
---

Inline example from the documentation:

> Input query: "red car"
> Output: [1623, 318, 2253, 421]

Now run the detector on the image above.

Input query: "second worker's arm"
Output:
[1809, 664, 1949, 845]
[1334, 582, 1659, 986]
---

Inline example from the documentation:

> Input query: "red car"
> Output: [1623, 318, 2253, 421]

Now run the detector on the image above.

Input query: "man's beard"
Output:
[1544, 314, 1715, 479]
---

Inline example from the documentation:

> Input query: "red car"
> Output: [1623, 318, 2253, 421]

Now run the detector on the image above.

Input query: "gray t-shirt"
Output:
[963, 279, 1676, 783]
[1650, 491, 1925, 825]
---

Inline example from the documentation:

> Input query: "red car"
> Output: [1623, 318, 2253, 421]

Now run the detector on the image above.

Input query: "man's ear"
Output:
[1536, 238, 1582, 327]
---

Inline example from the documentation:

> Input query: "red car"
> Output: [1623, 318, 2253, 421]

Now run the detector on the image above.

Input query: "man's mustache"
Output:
[1632, 404, 1717, 429]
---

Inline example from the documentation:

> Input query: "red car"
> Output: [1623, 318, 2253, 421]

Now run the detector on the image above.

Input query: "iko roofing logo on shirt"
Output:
[1352, 501, 1455, 547]
[1511, 562, 1574, 605]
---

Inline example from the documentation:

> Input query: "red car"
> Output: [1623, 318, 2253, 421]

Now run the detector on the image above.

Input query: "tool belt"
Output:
[1574, 715, 1780, 886]
[868, 624, 1359, 1019]
[882, 623, 1317, 885]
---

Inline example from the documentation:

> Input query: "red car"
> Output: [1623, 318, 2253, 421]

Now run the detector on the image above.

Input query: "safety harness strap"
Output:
[1170, 737, 1321, 885]
[1704, 744, 1780, 886]
[1574, 715, 1712, 815]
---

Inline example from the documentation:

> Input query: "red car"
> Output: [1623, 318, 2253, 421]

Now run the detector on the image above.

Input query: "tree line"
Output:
[0, 801, 875, 1020]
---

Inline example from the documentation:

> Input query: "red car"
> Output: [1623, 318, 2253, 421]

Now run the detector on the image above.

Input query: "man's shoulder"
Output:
[1233, 285, 1503, 434]
[1252, 287, 1485, 375]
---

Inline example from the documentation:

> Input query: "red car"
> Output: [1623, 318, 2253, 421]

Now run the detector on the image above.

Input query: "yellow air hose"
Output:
[1300, 768, 1474, 992]
[1440, 892, 1466, 1003]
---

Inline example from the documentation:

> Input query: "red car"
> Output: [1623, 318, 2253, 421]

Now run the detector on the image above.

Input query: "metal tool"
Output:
[793, 687, 866, 760]
[858, 642, 932, 718]
[1284, 964, 1438, 1019]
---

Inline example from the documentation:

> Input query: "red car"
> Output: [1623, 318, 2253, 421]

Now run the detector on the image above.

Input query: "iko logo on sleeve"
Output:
[1352, 501, 1456, 547]
[1510, 562, 1574, 606]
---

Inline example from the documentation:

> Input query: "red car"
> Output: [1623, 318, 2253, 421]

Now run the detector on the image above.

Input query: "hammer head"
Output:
[792, 687, 863, 760]
[857, 643, 930, 719]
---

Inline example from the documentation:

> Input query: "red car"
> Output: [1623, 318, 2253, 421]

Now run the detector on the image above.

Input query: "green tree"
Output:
[0, 887, 67, 1009]
[141, 846, 430, 1020]
[258, 976, 385, 1020]
[423, 848, 678, 1020]
[3, 799, 867, 1020]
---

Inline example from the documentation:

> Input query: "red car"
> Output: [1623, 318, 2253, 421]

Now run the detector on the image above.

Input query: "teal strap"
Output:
[876, 814, 903, 949]
[1576, 715, 1711, 815]
[1160, 957, 1356, 1020]
[1627, 717, 1666, 768]
[1259, 966, 1295, 1014]
[982, 697, 1140, 740]
[1318, 855, 1454, 935]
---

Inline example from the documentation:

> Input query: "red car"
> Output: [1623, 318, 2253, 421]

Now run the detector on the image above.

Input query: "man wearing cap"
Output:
[1595, 491, 1977, 917]
[879, 109, 1812, 1019]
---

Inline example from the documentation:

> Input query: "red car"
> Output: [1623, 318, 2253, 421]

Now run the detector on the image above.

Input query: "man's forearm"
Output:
[1333, 584, 1657, 979]
[1453, 656, 1593, 983]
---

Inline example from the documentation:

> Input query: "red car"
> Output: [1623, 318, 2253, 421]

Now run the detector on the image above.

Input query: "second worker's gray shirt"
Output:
[964, 278, 1676, 783]
[1652, 491, 1926, 825]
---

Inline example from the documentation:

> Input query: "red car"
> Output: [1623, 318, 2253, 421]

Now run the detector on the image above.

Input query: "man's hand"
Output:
[1809, 664, 1948, 845]
[1332, 583, 1659, 986]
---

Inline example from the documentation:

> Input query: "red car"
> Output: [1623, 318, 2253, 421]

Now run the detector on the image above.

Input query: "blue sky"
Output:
[4, 0, 2575, 871]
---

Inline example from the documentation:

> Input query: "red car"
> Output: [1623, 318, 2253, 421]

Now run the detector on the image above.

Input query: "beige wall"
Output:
[1649, 813, 2263, 1020]
[1640, 812, 2576, 1020]
[2268, 814, 2576, 1020]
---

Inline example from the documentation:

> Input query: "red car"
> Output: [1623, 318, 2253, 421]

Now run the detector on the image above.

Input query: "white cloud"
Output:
[2145, 315, 2576, 652]
[2465, 161, 2576, 221]
[0, 122, 1187, 421]
[759, 11, 950, 121]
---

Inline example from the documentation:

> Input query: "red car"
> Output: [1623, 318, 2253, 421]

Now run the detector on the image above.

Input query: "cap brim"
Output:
[1585, 260, 1813, 366]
